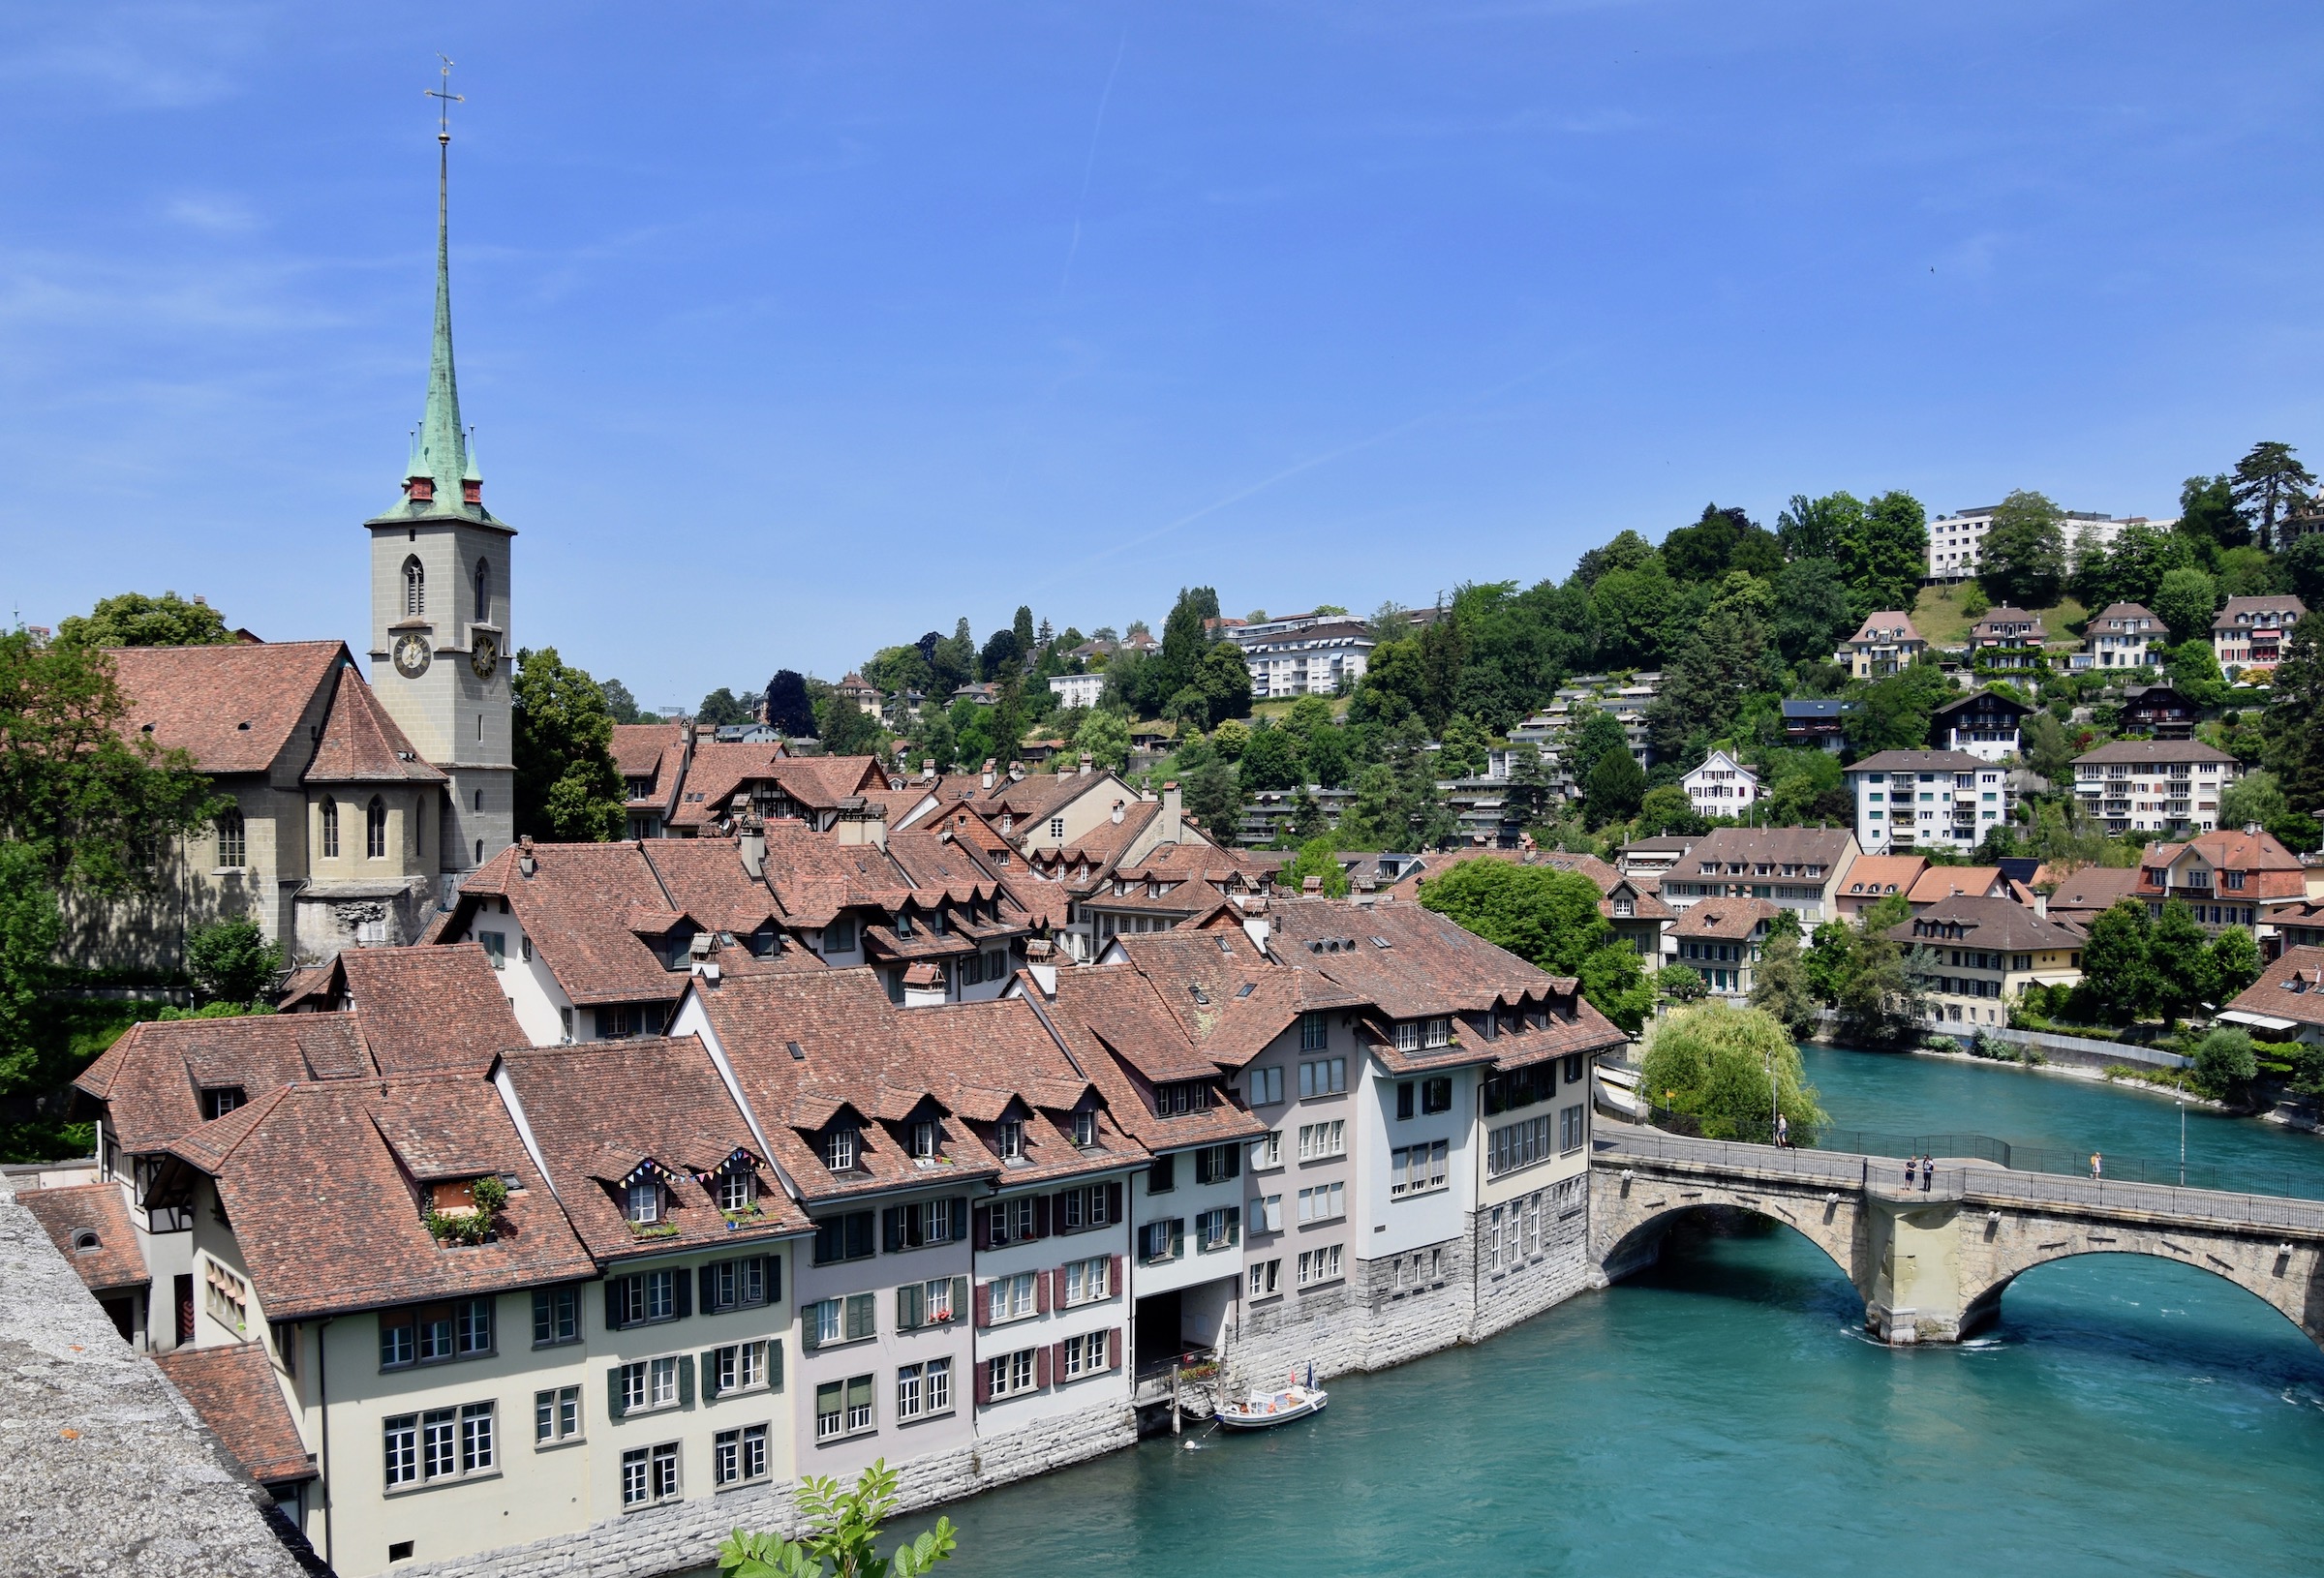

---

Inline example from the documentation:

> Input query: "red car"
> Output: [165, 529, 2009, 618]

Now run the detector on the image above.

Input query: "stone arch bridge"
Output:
[1590, 1130, 2324, 1347]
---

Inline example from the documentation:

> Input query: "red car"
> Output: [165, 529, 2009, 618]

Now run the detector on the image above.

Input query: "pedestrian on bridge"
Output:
[2090, 1151, 2103, 1181]
[1920, 1154, 1934, 1193]
[1775, 1113, 1789, 1148]
[1904, 1155, 1917, 1188]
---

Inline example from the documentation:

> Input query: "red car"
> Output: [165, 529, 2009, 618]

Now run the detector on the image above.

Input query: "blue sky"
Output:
[3, 2, 2319, 711]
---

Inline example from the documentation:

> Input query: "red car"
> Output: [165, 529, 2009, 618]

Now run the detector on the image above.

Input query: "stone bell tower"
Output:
[364, 68, 514, 879]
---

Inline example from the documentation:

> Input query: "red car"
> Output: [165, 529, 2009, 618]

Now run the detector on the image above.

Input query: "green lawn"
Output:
[1911, 584, 2086, 646]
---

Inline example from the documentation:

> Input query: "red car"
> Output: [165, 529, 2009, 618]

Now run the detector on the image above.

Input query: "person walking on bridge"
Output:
[1920, 1153, 1934, 1193]
[1904, 1154, 1917, 1189]
[2089, 1151, 2103, 1181]
[1775, 1113, 1789, 1148]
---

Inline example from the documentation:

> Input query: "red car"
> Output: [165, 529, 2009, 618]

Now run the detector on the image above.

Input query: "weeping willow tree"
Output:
[1639, 1002, 1828, 1142]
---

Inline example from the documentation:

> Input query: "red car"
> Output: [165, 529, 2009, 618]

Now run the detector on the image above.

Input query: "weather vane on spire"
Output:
[425, 54, 463, 145]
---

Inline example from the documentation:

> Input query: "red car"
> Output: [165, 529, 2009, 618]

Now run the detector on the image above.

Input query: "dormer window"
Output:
[911, 1119, 940, 1162]
[825, 1126, 860, 1172]
[627, 1180, 661, 1225]
[717, 1170, 755, 1213]
[1073, 1109, 1098, 1148]
[200, 1087, 246, 1121]
[1155, 1081, 1210, 1116]
[994, 1120, 1024, 1161]
[895, 911, 914, 938]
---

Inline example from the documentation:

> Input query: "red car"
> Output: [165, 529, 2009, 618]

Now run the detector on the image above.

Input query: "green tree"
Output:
[1062, 707, 1125, 774]
[1278, 837, 1350, 897]
[1748, 929, 1820, 1040]
[2216, 768, 2317, 853]
[1175, 742, 1241, 840]
[1844, 661, 1955, 755]
[513, 647, 626, 842]
[2178, 472, 2250, 551]
[2282, 535, 2324, 605]
[1575, 529, 1655, 588]
[0, 842, 65, 1161]
[816, 691, 885, 757]
[928, 619, 976, 696]
[719, 1460, 957, 1578]
[2230, 440, 2316, 549]
[1639, 1003, 1828, 1140]
[54, 591, 235, 649]
[184, 918, 283, 1007]
[1416, 859, 1652, 1030]
[1958, 581, 1989, 619]
[1584, 745, 1645, 829]
[913, 707, 958, 774]
[1978, 490, 2066, 607]
[1436, 714, 1489, 778]
[1237, 717, 1301, 792]
[1838, 491, 1929, 620]
[2145, 898, 2217, 1021]
[2262, 616, 2324, 814]
[2150, 566, 2219, 647]
[2079, 900, 2157, 1024]
[1563, 708, 1631, 790]
[1776, 493, 1861, 562]
[696, 686, 754, 727]
[1769, 558, 1858, 667]
[862, 644, 933, 700]
[1210, 716, 1251, 762]
[0, 630, 221, 895]
[1636, 783, 1705, 836]
[2209, 926, 2262, 1001]
[1505, 745, 1556, 827]
[2187, 1026, 2258, 1104]
[1195, 639, 1254, 728]
[1831, 898, 1924, 1047]
[2020, 711, 2076, 788]
[597, 678, 647, 724]
[1656, 963, 1709, 1007]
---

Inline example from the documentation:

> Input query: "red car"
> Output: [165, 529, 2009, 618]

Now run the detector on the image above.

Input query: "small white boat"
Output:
[1214, 1382, 1329, 1430]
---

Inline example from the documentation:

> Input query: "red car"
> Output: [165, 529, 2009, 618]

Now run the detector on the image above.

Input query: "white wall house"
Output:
[1845, 749, 2007, 854]
[1681, 750, 1762, 821]
[1048, 673, 1106, 710]
[1234, 621, 1377, 699]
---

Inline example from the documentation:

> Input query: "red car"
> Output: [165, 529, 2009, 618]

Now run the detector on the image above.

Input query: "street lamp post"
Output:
[2178, 1083, 2186, 1187]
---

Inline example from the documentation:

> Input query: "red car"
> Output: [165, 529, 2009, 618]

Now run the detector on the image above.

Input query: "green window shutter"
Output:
[845, 1292, 875, 1342]
[701, 1349, 721, 1401]
[1225, 1205, 1241, 1247]
[951, 1276, 969, 1323]
[1169, 1219, 1184, 1259]
[678, 1352, 695, 1408]
[896, 1283, 922, 1332]
[768, 1339, 784, 1392]
[802, 1302, 823, 1352]
[607, 1364, 627, 1422]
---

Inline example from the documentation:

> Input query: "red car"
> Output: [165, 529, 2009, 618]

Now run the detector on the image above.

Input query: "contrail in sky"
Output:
[1060, 20, 1131, 292]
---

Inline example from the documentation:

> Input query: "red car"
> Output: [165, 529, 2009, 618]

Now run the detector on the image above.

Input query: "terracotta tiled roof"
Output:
[1668, 826, 1857, 879]
[106, 641, 347, 776]
[1843, 612, 1922, 645]
[2213, 594, 2307, 632]
[662, 742, 787, 829]
[612, 722, 685, 776]
[453, 841, 698, 1007]
[2042, 865, 2142, 919]
[17, 1183, 148, 1293]
[323, 944, 526, 1073]
[77, 1013, 379, 1154]
[301, 668, 445, 784]
[1837, 855, 1927, 898]
[497, 1036, 810, 1262]
[2089, 602, 2158, 628]
[1889, 895, 2088, 954]
[163, 1074, 597, 1320]
[1673, 897, 1781, 940]
[1031, 967, 1269, 1151]
[641, 839, 781, 934]
[151, 1344, 316, 1485]
[1905, 866, 2015, 906]
[2223, 944, 2324, 1030]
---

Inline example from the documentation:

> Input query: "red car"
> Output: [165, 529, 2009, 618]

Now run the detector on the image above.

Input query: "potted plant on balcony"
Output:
[424, 1174, 507, 1247]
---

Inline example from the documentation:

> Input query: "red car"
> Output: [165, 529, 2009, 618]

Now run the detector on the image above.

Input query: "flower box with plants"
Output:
[424, 1174, 507, 1248]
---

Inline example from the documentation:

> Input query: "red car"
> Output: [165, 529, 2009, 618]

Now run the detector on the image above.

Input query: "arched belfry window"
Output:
[403, 557, 425, 619]
[320, 798, 340, 859]
[366, 797, 387, 860]
[474, 559, 491, 623]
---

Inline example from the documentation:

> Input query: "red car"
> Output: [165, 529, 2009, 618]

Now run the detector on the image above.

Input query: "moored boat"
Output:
[1214, 1381, 1329, 1430]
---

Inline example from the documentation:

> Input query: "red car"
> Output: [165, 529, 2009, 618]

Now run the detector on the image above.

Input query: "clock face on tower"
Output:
[392, 633, 432, 678]
[470, 631, 500, 681]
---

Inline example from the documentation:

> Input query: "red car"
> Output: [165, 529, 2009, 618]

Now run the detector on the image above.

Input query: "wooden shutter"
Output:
[1108, 1254, 1124, 1299]
[678, 1353, 695, 1407]
[763, 1255, 780, 1306]
[972, 1282, 991, 1329]
[607, 1364, 627, 1422]
[1221, 1144, 1239, 1179]
[1169, 1219, 1183, 1259]
[1193, 1148, 1213, 1187]
[1108, 1326, 1123, 1370]
[896, 1283, 922, 1332]
[1105, 1181, 1123, 1223]
[1052, 1340, 1069, 1384]
[1035, 1345, 1051, 1389]
[604, 1280, 625, 1332]
[697, 1264, 717, 1313]
[951, 1276, 970, 1324]
[1225, 1205, 1241, 1247]
[882, 1206, 905, 1255]
[1032, 1195, 1051, 1238]
[845, 1292, 873, 1341]
[974, 1356, 994, 1405]
[802, 1302, 823, 1352]
[973, 1204, 993, 1251]
[1035, 1271, 1050, 1315]
[951, 1198, 969, 1243]
[768, 1339, 784, 1391]
[700, 1349, 721, 1400]
[671, 1271, 692, 1320]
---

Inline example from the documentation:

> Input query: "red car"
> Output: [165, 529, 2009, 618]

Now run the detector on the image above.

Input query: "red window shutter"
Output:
[975, 1357, 993, 1405]
[1052, 1339, 1068, 1383]
[1108, 1327, 1123, 1370]
[1108, 1254, 1124, 1299]
[1035, 1271, 1050, 1314]
[973, 1205, 993, 1252]
[1032, 1195, 1051, 1238]
[1036, 1345, 1051, 1389]
[973, 1282, 991, 1328]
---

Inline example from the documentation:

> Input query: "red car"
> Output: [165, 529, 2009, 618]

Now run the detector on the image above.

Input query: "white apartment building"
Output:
[1927, 507, 2156, 583]
[2070, 739, 2242, 835]
[2083, 602, 2163, 670]
[1048, 673, 1106, 710]
[1844, 749, 2008, 855]
[1235, 620, 1377, 699]
[1681, 750, 1762, 820]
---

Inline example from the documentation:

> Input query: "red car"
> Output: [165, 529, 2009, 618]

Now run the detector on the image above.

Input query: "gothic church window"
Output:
[367, 798, 387, 859]
[216, 809, 245, 869]
[321, 798, 340, 859]
[403, 558, 425, 619]
[474, 559, 490, 623]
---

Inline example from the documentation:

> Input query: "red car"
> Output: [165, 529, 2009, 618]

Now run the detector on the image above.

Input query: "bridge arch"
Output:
[1958, 1234, 2324, 1350]
[1591, 1168, 1870, 1302]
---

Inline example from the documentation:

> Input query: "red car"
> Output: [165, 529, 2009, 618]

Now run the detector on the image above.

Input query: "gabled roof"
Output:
[2088, 602, 2158, 629]
[302, 667, 445, 784]
[294, 944, 525, 1073]
[497, 1035, 810, 1260]
[105, 641, 348, 776]
[2140, 827, 2305, 875]
[151, 1344, 315, 1486]
[1847, 749, 1990, 775]
[611, 721, 685, 776]
[2222, 944, 2324, 1030]
[164, 1074, 597, 1320]
[1905, 866, 2018, 906]
[17, 1183, 149, 1294]
[1838, 855, 1927, 898]
[452, 840, 728, 1007]
[2215, 594, 2307, 627]
[1032, 965, 1271, 1151]
[1889, 895, 2087, 954]
[1673, 897, 1781, 939]
[1931, 689, 2033, 720]
[2071, 739, 2238, 766]
[1843, 613, 1921, 644]
[2042, 865, 2142, 917]
[1667, 826, 1856, 876]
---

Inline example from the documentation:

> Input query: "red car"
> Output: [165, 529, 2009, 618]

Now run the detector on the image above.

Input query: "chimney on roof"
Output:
[2248, 823, 2262, 835]
[1079, 752, 1092, 776]
[738, 814, 766, 879]
[982, 759, 995, 790]
[1009, 760, 1024, 782]
[1112, 800, 1125, 826]
[518, 835, 535, 879]
[922, 758, 936, 781]
[1159, 780, 1183, 843]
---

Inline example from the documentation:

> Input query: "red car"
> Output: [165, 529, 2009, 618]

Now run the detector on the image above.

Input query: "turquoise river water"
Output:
[919, 1047, 2324, 1578]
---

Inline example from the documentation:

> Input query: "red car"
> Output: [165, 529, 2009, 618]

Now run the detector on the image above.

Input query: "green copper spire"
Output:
[411, 106, 471, 504]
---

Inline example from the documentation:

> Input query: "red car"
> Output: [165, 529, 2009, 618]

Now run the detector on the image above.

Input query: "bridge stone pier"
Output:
[1591, 1131, 2324, 1348]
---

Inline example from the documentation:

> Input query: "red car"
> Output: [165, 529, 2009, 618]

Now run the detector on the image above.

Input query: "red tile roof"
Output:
[152, 1344, 316, 1485]
[1673, 896, 1782, 940]
[302, 668, 444, 784]
[2223, 944, 2324, 1031]
[2042, 865, 2142, 919]
[106, 641, 347, 775]
[18, 1183, 148, 1294]
[612, 722, 685, 776]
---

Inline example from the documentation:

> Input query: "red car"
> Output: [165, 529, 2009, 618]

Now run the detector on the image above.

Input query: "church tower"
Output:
[366, 76, 514, 877]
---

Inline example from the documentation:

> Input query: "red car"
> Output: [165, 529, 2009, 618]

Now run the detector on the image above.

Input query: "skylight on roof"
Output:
[1190, 986, 1210, 1006]
[785, 1040, 806, 1061]
[1370, 936, 1391, 948]
[1214, 936, 1234, 954]
[1236, 983, 1255, 998]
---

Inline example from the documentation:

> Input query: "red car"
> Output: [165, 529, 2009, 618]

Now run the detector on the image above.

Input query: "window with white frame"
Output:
[1248, 1259, 1280, 1298]
[1247, 1066, 1284, 1106]
[1057, 1184, 1113, 1230]
[716, 1169, 755, 1212]
[911, 1119, 940, 1161]
[1251, 1131, 1281, 1169]
[534, 1386, 580, 1446]
[806, 1292, 876, 1349]
[610, 1269, 678, 1328]
[815, 1376, 875, 1441]
[1560, 1104, 1587, 1153]
[1072, 1109, 1098, 1147]
[714, 1424, 769, 1487]
[384, 1401, 497, 1491]
[897, 1356, 953, 1420]
[709, 1340, 777, 1397]
[1298, 1058, 1346, 1098]
[993, 1119, 1024, 1160]
[1060, 1329, 1110, 1380]
[1249, 1193, 1283, 1232]
[987, 1272, 1038, 1323]
[1297, 1120, 1345, 1160]
[706, 1256, 771, 1313]
[1487, 1114, 1554, 1179]
[1423, 1017, 1452, 1048]
[1063, 1256, 1111, 1305]
[1297, 1182, 1345, 1223]
[621, 1441, 681, 1507]
[825, 1126, 860, 1172]
[1391, 1139, 1448, 1197]
[989, 1197, 1038, 1245]
[1296, 1245, 1344, 1287]
[1196, 1205, 1239, 1250]
[1393, 1021, 1421, 1053]
[988, 1349, 1039, 1400]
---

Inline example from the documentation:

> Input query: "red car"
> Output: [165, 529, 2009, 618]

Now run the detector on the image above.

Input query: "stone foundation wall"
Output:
[402, 1404, 1136, 1578]
[1474, 1177, 1594, 1342]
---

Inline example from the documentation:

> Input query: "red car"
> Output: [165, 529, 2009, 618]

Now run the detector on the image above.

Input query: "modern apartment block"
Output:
[1231, 619, 1378, 699]
[2068, 739, 2243, 836]
[1844, 750, 2008, 855]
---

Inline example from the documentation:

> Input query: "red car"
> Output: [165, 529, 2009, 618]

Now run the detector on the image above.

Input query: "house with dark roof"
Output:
[1672, 897, 1782, 1001]
[1929, 690, 2032, 763]
[1658, 827, 1862, 921]
[1891, 896, 2087, 1030]
[1782, 697, 1850, 752]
